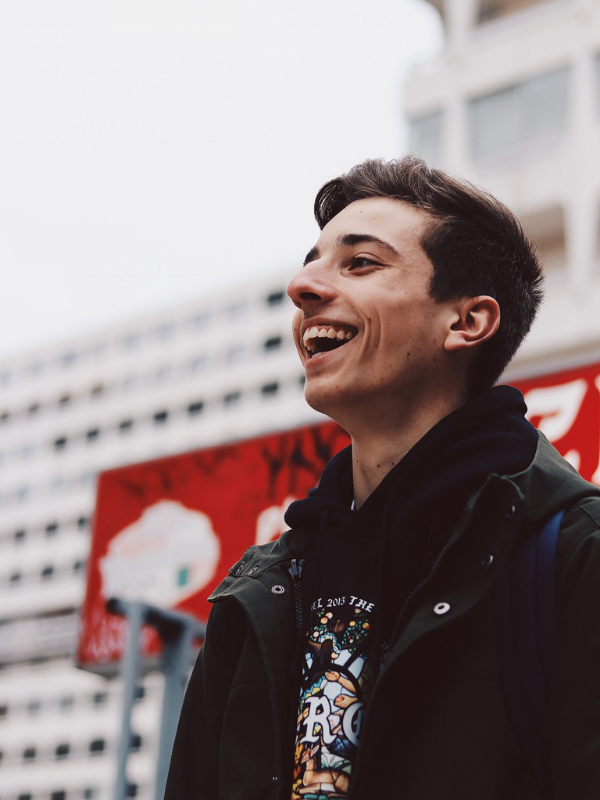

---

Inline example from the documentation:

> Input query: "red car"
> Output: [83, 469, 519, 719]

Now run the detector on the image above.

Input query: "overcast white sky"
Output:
[0, 0, 442, 360]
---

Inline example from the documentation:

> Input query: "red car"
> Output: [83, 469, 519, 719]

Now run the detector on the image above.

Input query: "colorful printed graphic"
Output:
[293, 595, 377, 799]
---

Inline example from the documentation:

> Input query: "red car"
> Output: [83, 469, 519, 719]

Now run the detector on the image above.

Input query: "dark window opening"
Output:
[0, 412, 9, 423]
[298, 374, 306, 388]
[78, 516, 89, 529]
[83, 790, 98, 800]
[54, 436, 67, 450]
[153, 410, 169, 424]
[187, 401, 204, 416]
[134, 685, 146, 702]
[0, 705, 7, 718]
[45, 522, 58, 536]
[89, 738, 106, 755]
[130, 733, 143, 752]
[62, 351, 76, 367]
[86, 428, 100, 442]
[51, 792, 66, 800]
[266, 290, 285, 306]
[58, 394, 71, 407]
[261, 382, 279, 397]
[73, 560, 86, 574]
[14, 529, 26, 543]
[18, 794, 32, 800]
[90, 384, 104, 398]
[9, 572, 21, 586]
[118, 419, 134, 433]
[263, 336, 282, 351]
[92, 692, 108, 706]
[41, 565, 54, 580]
[223, 391, 241, 406]
[127, 783, 138, 798]
[28, 403, 40, 415]
[55, 743, 70, 759]
[22, 747, 36, 762]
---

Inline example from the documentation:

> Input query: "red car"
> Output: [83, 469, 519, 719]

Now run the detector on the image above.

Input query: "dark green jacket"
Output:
[165, 433, 600, 799]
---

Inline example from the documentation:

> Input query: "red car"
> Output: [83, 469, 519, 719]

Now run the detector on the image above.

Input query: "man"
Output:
[165, 157, 600, 799]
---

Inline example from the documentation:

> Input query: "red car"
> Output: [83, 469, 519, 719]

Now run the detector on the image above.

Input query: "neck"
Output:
[348, 392, 465, 509]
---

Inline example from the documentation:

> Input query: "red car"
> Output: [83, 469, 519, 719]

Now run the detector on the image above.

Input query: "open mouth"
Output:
[302, 325, 357, 357]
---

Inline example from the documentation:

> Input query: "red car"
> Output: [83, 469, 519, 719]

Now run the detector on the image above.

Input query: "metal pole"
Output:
[111, 600, 145, 800]
[153, 616, 204, 800]
[106, 598, 205, 800]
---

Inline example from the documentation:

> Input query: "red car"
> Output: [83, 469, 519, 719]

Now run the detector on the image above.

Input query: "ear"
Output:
[444, 296, 500, 352]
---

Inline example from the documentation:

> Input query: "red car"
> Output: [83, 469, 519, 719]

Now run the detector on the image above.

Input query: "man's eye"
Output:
[349, 257, 378, 270]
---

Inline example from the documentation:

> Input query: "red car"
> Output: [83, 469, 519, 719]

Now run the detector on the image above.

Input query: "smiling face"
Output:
[287, 197, 462, 431]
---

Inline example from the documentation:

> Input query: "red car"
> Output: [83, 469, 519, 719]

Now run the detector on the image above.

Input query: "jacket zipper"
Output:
[289, 558, 305, 631]
[390, 476, 493, 645]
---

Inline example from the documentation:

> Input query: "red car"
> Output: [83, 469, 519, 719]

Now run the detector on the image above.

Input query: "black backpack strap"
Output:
[494, 509, 564, 798]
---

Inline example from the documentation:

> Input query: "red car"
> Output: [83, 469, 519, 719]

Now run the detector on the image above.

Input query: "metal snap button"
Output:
[271, 585, 285, 595]
[235, 563, 245, 576]
[433, 602, 450, 615]
[482, 554, 494, 570]
[248, 567, 258, 576]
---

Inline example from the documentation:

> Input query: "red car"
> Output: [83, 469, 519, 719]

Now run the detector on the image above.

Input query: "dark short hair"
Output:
[314, 156, 543, 395]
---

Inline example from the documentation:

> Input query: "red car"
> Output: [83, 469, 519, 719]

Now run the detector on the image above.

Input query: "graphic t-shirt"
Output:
[292, 590, 379, 799]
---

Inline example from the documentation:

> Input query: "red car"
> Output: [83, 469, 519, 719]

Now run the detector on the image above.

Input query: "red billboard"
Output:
[78, 359, 600, 671]
[78, 421, 351, 671]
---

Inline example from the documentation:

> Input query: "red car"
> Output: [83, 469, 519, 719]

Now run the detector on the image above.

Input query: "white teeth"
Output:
[302, 324, 356, 352]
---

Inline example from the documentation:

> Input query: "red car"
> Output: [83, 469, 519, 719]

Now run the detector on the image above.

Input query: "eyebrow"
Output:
[302, 233, 401, 266]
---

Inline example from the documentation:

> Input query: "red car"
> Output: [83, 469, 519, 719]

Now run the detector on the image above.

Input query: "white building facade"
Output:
[406, 0, 600, 377]
[0, 276, 322, 800]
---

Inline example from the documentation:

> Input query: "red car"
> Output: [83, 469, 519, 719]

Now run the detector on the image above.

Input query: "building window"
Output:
[73, 560, 86, 575]
[83, 790, 98, 799]
[127, 784, 138, 798]
[26, 700, 41, 716]
[130, 733, 143, 752]
[92, 692, 108, 707]
[0, 412, 9, 423]
[14, 529, 26, 543]
[223, 391, 241, 407]
[17, 794, 32, 800]
[27, 403, 40, 415]
[22, 747, 36, 762]
[191, 311, 211, 329]
[90, 384, 104, 399]
[61, 351, 77, 367]
[134, 685, 146, 702]
[46, 522, 58, 536]
[51, 792, 66, 800]
[41, 565, 55, 581]
[78, 516, 89, 530]
[409, 110, 444, 166]
[9, 572, 22, 587]
[59, 695, 74, 712]
[266, 290, 285, 306]
[261, 382, 279, 397]
[469, 67, 570, 161]
[263, 335, 282, 352]
[118, 419, 134, 434]
[86, 428, 100, 442]
[187, 401, 204, 416]
[189, 355, 208, 373]
[55, 743, 70, 759]
[153, 410, 169, 425]
[0, 705, 7, 718]
[89, 738, 106, 756]
[58, 394, 72, 407]
[54, 436, 68, 450]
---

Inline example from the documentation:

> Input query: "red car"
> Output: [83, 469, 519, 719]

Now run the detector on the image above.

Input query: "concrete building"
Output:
[0, 275, 321, 800]
[405, 0, 600, 378]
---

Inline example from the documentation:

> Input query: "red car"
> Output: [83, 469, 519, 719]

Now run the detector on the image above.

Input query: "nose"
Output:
[287, 261, 334, 310]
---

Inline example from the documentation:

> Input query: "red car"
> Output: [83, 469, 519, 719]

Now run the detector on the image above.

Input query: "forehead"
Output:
[318, 197, 431, 251]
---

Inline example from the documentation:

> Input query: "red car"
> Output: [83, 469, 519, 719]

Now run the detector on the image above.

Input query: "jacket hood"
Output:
[511, 431, 600, 526]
